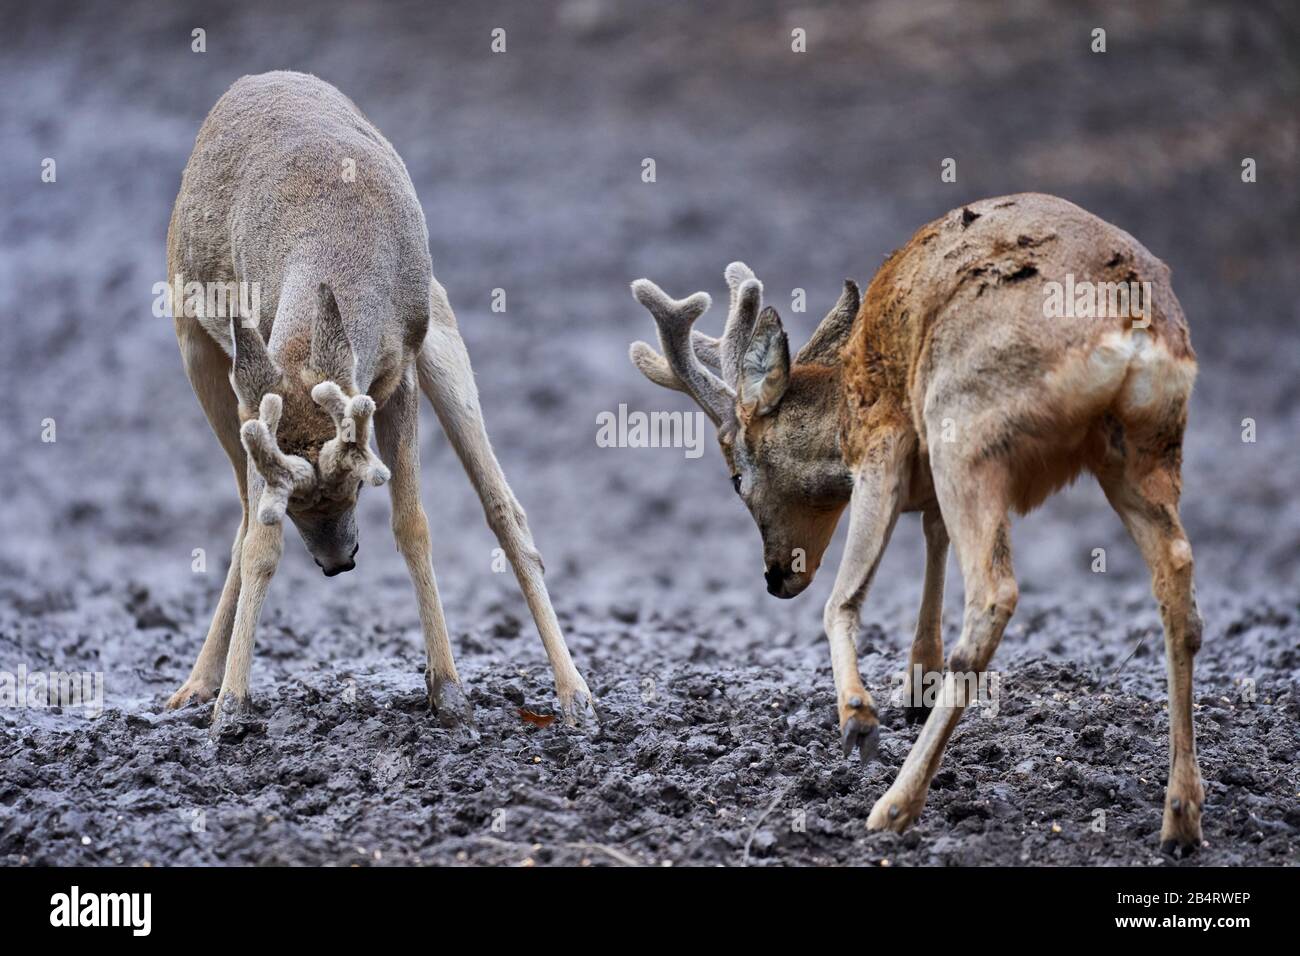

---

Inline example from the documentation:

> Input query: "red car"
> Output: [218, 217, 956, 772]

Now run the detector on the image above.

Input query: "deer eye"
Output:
[731, 475, 742, 495]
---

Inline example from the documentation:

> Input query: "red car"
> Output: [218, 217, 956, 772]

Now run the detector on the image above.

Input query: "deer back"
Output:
[840, 192, 1193, 466]
[167, 70, 432, 396]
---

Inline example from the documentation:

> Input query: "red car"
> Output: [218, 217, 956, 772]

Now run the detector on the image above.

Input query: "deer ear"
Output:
[740, 306, 790, 417]
[311, 283, 356, 389]
[229, 315, 281, 408]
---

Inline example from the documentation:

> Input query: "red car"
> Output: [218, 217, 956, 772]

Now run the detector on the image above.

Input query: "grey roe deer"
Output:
[165, 71, 594, 730]
[628, 193, 1203, 854]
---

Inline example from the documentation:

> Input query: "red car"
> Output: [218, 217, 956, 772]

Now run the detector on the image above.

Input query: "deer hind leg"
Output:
[417, 301, 596, 725]
[869, 458, 1017, 832]
[1096, 430, 1203, 855]
[375, 371, 474, 729]
[902, 508, 949, 725]
[168, 319, 248, 709]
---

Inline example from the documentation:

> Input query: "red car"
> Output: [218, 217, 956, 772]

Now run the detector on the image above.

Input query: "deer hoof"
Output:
[558, 677, 601, 729]
[1160, 836, 1201, 859]
[839, 695, 879, 761]
[166, 678, 218, 711]
[1160, 795, 1203, 858]
[840, 714, 880, 762]
[209, 691, 254, 742]
[867, 793, 917, 832]
[426, 672, 478, 736]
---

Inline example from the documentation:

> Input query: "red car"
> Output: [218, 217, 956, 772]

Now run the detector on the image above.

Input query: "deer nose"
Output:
[764, 564, 789, 596]
[317, 545, 358, 577]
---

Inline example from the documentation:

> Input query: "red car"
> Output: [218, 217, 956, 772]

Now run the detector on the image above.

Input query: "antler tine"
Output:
[240, 393, 315, 525]
[724, 261, 757, 314]
[630, 279, 735, 426]
[310, 380, 350, 429]
[311, 381, 391, 487]
[628, 331, 723, 394]
[347, 394, 375, 449]
[721, 262, 762, 390]
[345, 393, 390, 485]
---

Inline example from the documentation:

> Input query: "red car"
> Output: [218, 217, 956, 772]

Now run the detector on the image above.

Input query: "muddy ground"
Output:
[0, 0, 1297, 866]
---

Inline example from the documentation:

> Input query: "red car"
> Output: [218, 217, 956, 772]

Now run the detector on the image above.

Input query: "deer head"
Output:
[629, 264, 859, 597]
[230, 283, 390, 575]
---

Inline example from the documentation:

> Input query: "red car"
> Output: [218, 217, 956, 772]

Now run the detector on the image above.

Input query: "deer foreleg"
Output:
[168, 509, 245, 708]
[212, 497, 283, 728]
[822, 427, 913, 761]
[169, 316, 249, 710]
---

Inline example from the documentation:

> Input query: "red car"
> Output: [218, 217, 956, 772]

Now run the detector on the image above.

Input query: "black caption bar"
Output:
[0, 864, 1280, 942]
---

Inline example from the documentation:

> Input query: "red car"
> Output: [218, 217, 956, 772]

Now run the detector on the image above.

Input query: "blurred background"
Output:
[0, 0, 1296, 693]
